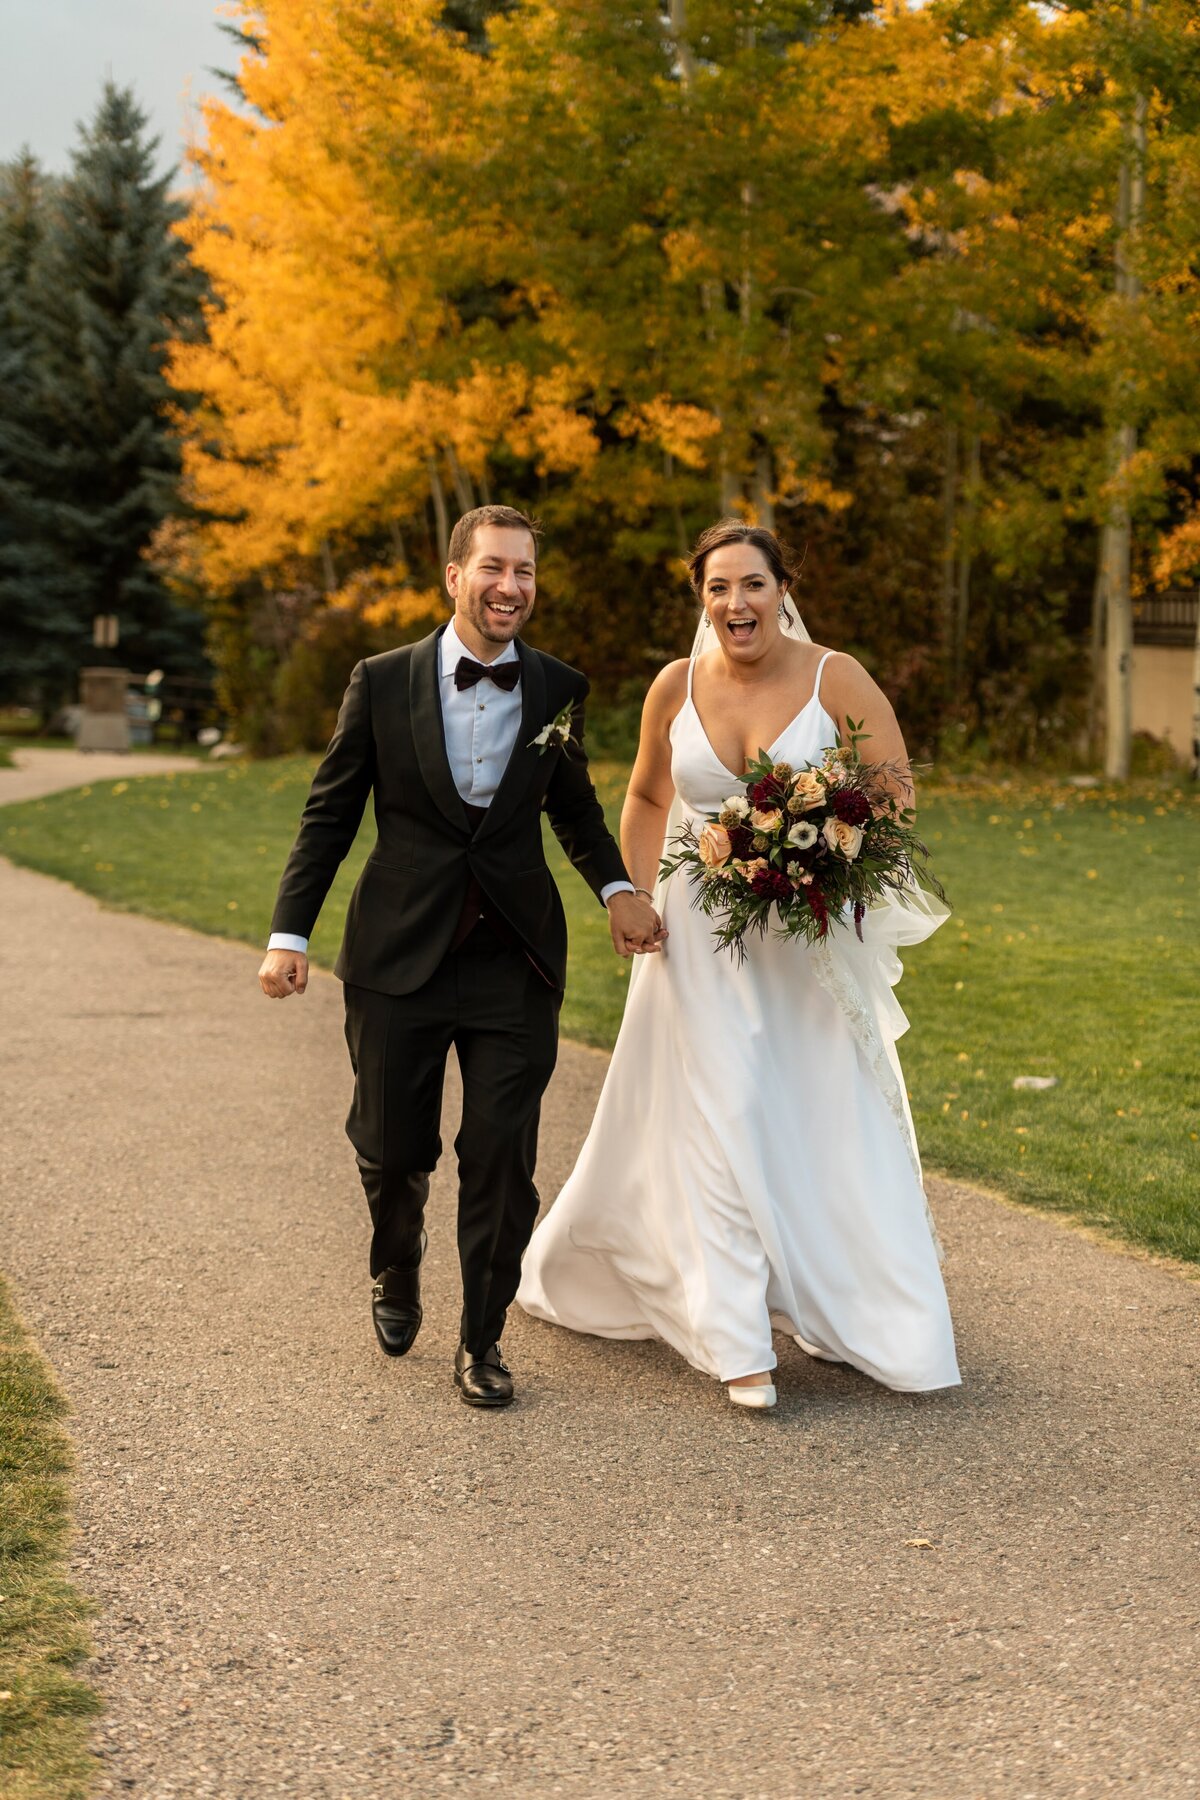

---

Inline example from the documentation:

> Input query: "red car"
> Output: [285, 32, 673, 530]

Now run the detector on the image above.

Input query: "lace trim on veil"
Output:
[632, 595, 946, 1263]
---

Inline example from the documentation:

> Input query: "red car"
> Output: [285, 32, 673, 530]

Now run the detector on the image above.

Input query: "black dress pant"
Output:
[343, 925, 560, 1354]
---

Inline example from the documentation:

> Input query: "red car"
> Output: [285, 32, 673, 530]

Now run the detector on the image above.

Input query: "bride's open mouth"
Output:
[726, 616, 757, 642]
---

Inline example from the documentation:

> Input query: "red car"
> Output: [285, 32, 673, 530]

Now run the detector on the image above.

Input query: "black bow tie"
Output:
[454, 656, 520, 693]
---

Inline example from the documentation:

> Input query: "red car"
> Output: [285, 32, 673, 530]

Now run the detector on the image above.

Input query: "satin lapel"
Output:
[409, 628, 469, 834]
[475, 640, 547, 842]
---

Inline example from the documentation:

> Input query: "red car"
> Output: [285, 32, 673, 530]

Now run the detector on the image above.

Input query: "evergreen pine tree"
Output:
[13, 83, 205, 705]
[0, 152, 82, 711]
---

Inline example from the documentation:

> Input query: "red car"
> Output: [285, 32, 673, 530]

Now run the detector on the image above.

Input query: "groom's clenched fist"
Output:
[258, 948, 309, 997]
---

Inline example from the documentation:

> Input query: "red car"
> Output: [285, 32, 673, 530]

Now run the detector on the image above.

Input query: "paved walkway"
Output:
[0, 745, 198, 805]
[1, 856, 1197, 1798]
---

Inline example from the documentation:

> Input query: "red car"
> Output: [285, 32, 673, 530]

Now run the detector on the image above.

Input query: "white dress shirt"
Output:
[437, 617, 524, 806]
[267, 621, 630, 952]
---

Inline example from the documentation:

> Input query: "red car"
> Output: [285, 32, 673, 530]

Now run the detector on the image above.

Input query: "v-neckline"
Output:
[685, 689, 829, 784]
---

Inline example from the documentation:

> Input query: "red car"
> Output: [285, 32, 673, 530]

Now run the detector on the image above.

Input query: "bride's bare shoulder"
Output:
[644, 658, 691, 720]
[815, 647, 887, 699]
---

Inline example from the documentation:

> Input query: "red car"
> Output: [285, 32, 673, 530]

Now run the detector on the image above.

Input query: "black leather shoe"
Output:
[371, 1235, 425, 1357]
[454, 1342, 514, 1408]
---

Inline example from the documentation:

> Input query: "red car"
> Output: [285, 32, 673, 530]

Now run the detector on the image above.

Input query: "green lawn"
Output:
[2, 757, 1197, 1262]
[0, 1276, 100, 1800]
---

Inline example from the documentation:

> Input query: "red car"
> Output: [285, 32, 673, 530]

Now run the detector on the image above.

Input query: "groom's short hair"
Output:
[448, 505, 541, 568]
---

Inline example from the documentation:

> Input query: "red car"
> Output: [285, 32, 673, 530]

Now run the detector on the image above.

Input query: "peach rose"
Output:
[698, 822, 732, 869]
[822, 816, 863, 859]
[788, 770, 825, 812]
[749, 806, 783, 834]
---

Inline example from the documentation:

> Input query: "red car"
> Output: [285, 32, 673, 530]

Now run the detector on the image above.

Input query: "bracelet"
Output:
[634, 886, 655, 900]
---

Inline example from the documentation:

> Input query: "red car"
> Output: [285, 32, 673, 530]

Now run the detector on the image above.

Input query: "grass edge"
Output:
[0, 1271, 102, 1800]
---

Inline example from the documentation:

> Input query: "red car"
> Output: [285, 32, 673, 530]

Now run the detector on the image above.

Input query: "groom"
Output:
[257, 505, 662, 1407]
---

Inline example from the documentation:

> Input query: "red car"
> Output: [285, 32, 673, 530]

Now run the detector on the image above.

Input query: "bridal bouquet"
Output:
[660, 724, 946, 960]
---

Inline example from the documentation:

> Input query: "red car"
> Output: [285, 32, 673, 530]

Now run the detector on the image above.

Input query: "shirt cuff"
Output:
[267, 932, 309, 953]
[600, 881, 636, 905]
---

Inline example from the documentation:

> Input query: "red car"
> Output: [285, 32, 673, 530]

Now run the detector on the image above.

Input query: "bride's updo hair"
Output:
[686, 518, 799, 596]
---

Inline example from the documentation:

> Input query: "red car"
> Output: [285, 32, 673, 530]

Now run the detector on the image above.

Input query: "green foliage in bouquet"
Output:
[660, 722, 948, 961]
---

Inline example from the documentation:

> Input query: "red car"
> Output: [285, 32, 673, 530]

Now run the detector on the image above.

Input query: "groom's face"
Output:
[447, 525, 537, 658]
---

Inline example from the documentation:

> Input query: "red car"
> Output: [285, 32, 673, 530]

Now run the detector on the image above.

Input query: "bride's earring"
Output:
[778, 602, 787, 621]
[703, 615, 712, 630]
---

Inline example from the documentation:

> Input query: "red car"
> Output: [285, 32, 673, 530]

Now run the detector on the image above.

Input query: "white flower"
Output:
[787, 819, 818, 850]
[529, 704, 575, 755]
[723, 795, 751, 819]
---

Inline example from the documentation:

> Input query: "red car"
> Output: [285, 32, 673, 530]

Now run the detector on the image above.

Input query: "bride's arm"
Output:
[620, 661, 689, 891]
[821, 655, 915, 813]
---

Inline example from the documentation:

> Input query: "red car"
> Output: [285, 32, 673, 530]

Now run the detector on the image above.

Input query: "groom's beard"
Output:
[460, 580, 535, 648]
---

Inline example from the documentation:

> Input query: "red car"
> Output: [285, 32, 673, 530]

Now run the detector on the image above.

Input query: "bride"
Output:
[517, 519, 960, 1409]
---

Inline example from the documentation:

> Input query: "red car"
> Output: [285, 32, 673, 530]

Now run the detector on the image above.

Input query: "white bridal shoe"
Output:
[727, 1380, 777, 1410]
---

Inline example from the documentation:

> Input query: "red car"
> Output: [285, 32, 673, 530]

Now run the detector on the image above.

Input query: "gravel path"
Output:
[0, 746, 198, 805]
[1, 855, 1197, 1799]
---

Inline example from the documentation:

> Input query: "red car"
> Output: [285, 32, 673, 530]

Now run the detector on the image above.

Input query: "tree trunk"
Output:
[1190, 586, 1200, 779]
[940, 417, 959, 704]
[665, 451, 689, 559]
[1102, 27, 1146, 782]
[427, 455, 450, 569]
[445, 443, 476, 517]
[667, 0, 695, 88]
[1101, 425, 1135, 780]
[388, 519, 407, 567]
[752, 445, 775, 531]
[953, 429, 981, 711]
[1086, 540, 1106, 762]
[319, 539, 337, 596]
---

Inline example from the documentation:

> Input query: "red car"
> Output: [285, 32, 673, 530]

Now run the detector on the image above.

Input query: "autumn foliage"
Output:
[170, 0, 1200, 756]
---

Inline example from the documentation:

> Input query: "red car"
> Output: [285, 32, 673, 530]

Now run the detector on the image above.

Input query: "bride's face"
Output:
[702, 545, 785, 663]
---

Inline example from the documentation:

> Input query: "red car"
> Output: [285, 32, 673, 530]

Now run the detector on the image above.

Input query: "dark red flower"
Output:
[728, 824, 755, 859]
[805, 883, 830, 938]
[749, 775, 784, 807]
[831, 787, 871, 827]
[750, 868, 793, 903]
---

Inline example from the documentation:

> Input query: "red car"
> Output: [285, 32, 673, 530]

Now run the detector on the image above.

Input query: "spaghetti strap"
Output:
[811, 650, 836, 709]
[686, 655, 697, 701]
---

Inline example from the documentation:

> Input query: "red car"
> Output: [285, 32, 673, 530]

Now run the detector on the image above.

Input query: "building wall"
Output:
[1131, 644, 1194, 760]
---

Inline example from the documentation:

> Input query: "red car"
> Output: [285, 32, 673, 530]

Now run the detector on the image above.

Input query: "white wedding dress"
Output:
[518, 649, 961, 1391]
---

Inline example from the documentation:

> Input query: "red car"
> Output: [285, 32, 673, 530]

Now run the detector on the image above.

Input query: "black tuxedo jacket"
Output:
[269, 628, 629, 995]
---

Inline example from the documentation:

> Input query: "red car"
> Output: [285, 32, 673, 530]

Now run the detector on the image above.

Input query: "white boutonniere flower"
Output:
[529, 701, 575, 755]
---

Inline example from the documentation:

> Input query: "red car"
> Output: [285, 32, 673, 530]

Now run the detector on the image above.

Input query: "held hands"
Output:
[259, 899, 665, 985]
[258, 948, 309, 998]
[606, 890, 668, 959]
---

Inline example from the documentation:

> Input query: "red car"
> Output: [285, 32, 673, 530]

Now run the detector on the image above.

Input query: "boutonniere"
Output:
[529, 701, 575, 755]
